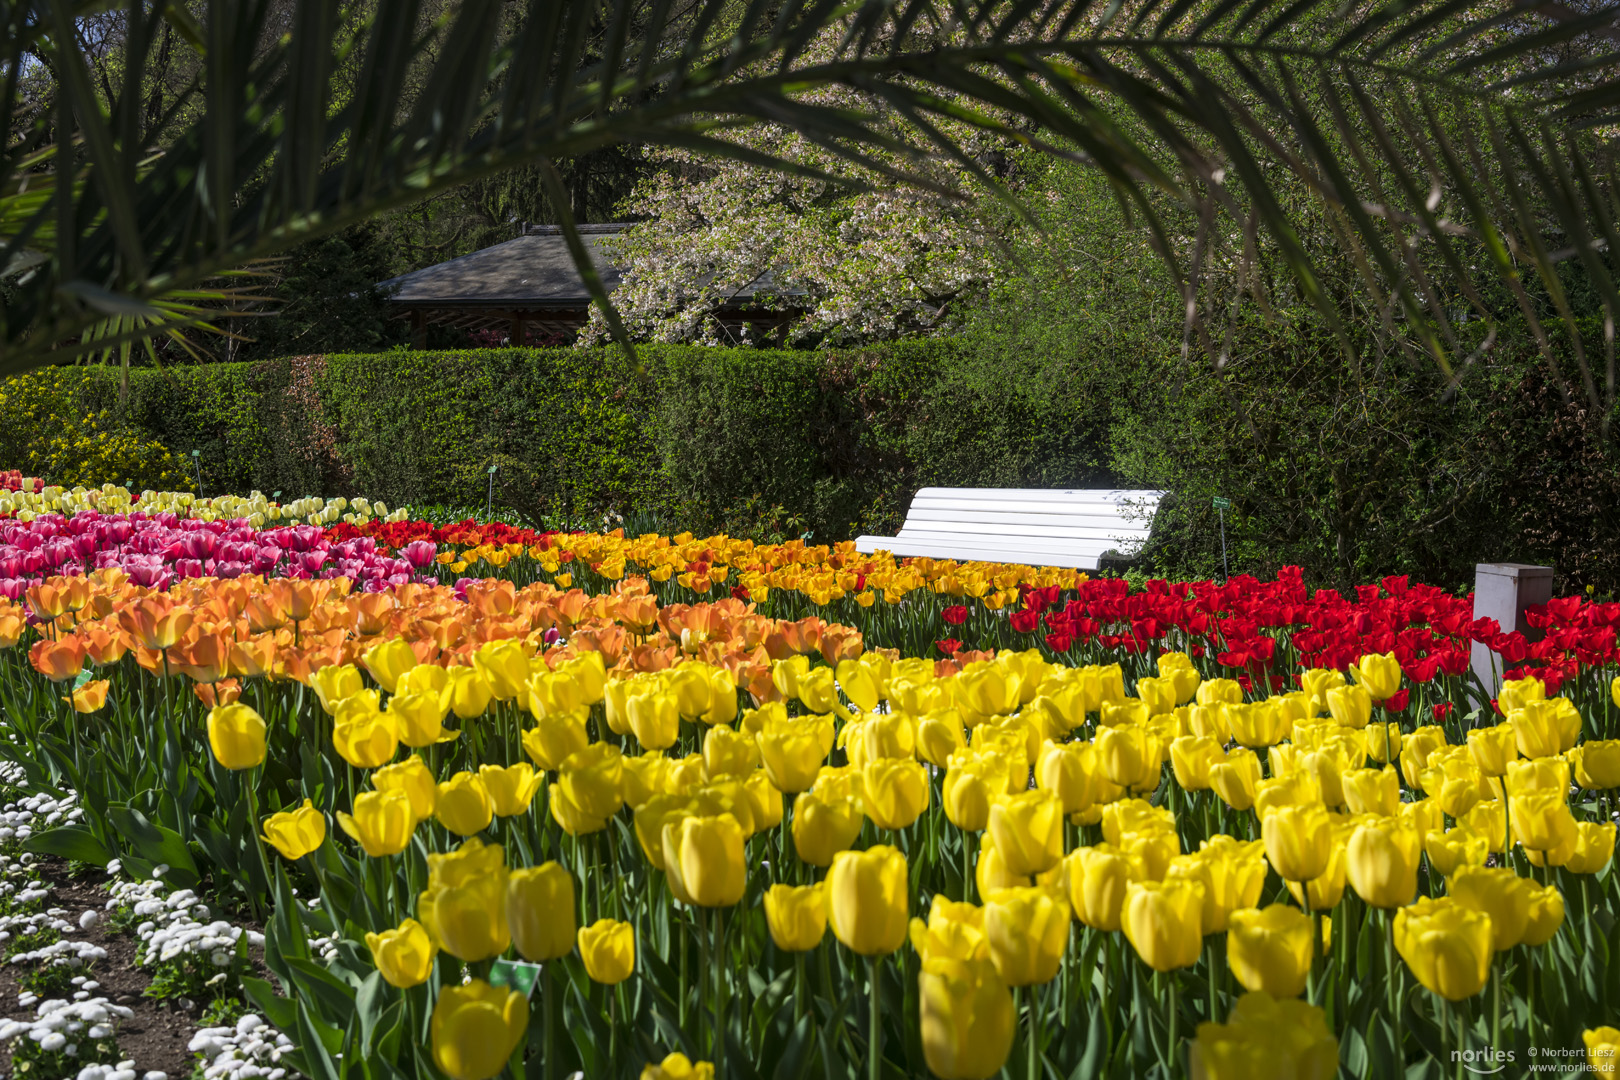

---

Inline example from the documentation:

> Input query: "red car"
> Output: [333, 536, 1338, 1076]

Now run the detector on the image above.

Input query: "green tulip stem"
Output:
[1385, 909, 1402, 1065]
[714, 905, 728, 1080]
[697, 907, 710, 1050]
[794, 952, 808, 1025]
[868, 954, 883, 1080]
[1490, 961, 1501, 1054]
[1204, 937, 1217, 1021]
[963, 834, 974, 903]
[542, 961, 557, 1080]
[244, 768, 270, 921]
[1167, 974, 1180, 1080]
[1025, 984, 1039, 1080]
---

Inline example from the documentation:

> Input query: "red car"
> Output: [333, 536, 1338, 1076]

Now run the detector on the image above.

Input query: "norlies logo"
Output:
[1453, 1048, 1516, 1075]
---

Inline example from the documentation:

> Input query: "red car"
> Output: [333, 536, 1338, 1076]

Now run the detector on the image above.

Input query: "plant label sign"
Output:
[1212, 497, 1232, 511]
[489, 959, 542, 999]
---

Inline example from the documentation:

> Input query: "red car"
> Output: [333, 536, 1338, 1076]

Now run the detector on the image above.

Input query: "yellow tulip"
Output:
[1262, 804, 1333, 883]
[862, 758, 930, 831]
[1506, 755, 1572, 796]
[1189, 992, 1340, 1080]
[1035, 739, 1102, 818]
[1510, 698, 1582, 758]
[621, 751, 670, 809]
[1467, 723, 1518, 778]
[983, 885, 1069, 986]
[909, 895, 989, 963]
[521, 710, 590, 771]
[337, 789, 417, 857]
[764, 883, 827, 952]
[836, 658, 881, 714]
[1586, 1027, 1620, 1078]
[916, 709, 968, 768]
[759, 717, 827, 793]
[626, 687, 680, 751]
[1196, 678, 1244, 707]
[1566, 821, 1618, 875]
[744, 769, 782, 830]
[1348, 652, 1401, 702]
[1393, 896, 1491, 1000]
[1227, 905, 1313, 998]
[365, 918, 435, 988]
[558, 743, 624, 819]
[430, 979, 528, 1080]
[1325, 684, 1371, 730]
[388, 691, 456, 748]
[1121, 878, 1205, 971]
[334, 710, 399, 770]
[1343, 765, 1400, 818]
[1425, 827, 1490, 878]
[418, 839, 509, 961]
[310, 663, 365, 714]
[1345, 815, 1421, 909]
[374, 756, 438, 819]
[361, 637, 417, 694]
[260, 798, 325, 861]
[1210, 748, 1262, 811]
[1062, 845, 1138, 932]
[919, 955, 1016, 1080]
[826, 845, 909, 955]
[1499, 675, 1547, 715]
[207, 703, 267, 770]
[1168, 837, 1267, 933]
[1448, 865, 1533, 951]
[580, 919, 636, 982]
[640, 1053, 715, 1080]
[64, 679, 109, 714]
[1570, 740, 1620, 790]
[792, 791, 864, 867]
[507, 862, 576, 962]
[1511, 788, 1579, 859]
[1170, 735, 1224, 791]
[443, 666, 494, 721]
[1226, 701, 1290, 749]
[662, 813, 747, 907]
[435, 772, 493, 836]
[480, 762, 543, 817]
[702, 724, 759, 780]
[473, 639, 530, 702]
[550, 780, 610, 836]
[987, 790, 1064, 876]
[943, 754, 1000, 832]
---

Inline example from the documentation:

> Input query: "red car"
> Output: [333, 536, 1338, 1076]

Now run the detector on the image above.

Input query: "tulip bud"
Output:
[1565, 821, 1618, 875]
[759, 717, 827, 793]
[909, 896, 989, 964]
[1343, 766, 1400, 817]
[365, 918, 436, 988]
[443, 666, 494, 721]
[260, 798, 325, 861]
[1189, 992, 1339, 1080]
[418, 839, 510, 962]
[1121, 879, 1205, 972]
[1227, 905, 1313, 998]
[1170, 735, 1223, 791]
[765, 883, 828, 952]
[916, 710, 967, 768]
[920, 955, 1016, 1080]
[362, 637, 418, 695]
[579, 918, 636, 984]
[1569, 740, 1620, 790]
[862, 759, 930, 831]
[1345, 815, 1420, 909]
[1511, 788, 1579, 859]
[662, 813, 747, 907]
[983, 885, 1069, 986]
[435, 772, 494, 836]
[337, 789, 417, 857]
[792, 791, 864, 868]
[1393, 896, 1491, 1000]
[207, 703, 267, 770]
[1062, 845, 1138, 932]
[1325, 684, 1371, 730]
[827, 845, 909, 956]
[1521, 883, 1564, 947]
[1425, 826, 1490, 878]
[987, 790, 1064, 876]
[1262, 804, 1333, 883]
[1586, 1028, 1620, 1078]
[640, 1053, 716, 1080]
[1210, 748, 1261, 811]
[430, 979, 528, 1080]
[1448, 865, 1533, 951]
[508, 862, 576, 962]
[944, 755, 1000, 832]
[1348, 652, 1401, 702]
[1466, 723, 1517, 778]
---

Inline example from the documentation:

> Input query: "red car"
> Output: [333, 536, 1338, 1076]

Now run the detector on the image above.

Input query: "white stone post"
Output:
[1469, 563, 1554, 697]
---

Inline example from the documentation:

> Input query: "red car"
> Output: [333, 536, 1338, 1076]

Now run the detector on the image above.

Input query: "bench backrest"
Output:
[894, 487, 1164, 559]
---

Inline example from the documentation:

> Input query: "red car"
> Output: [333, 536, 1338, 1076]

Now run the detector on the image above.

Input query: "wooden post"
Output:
[511, 314, 526, 346]
[1469, 563, 1554, 699]
[410, 309, 427, 349]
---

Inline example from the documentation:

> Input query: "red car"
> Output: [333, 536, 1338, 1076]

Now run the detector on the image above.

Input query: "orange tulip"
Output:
[30, 637, 87, 682]
[118, 598, 195, 650]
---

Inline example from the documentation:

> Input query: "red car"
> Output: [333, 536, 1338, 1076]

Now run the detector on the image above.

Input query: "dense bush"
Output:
[4, 339, 1618, 591]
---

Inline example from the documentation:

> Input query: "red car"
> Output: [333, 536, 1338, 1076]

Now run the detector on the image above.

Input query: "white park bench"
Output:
[853, 487, 1166, 570]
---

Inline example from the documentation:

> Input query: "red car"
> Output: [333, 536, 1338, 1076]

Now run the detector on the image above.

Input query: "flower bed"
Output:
[0, 522, 1616, 1078]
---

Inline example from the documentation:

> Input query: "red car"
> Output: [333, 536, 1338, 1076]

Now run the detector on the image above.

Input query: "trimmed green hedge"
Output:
[27, 343, 1115, 542]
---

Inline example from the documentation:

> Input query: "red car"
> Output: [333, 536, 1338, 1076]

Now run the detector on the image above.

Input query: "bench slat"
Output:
[852, 536, 1109, 569]
[900, 511, 1153, 535]
[890, 533, 1119, 555]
